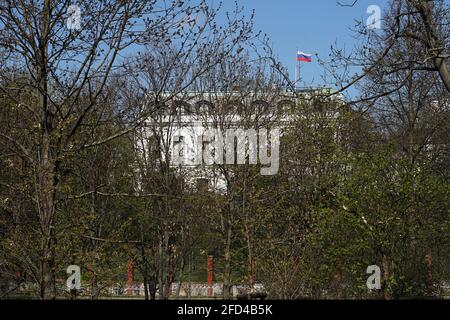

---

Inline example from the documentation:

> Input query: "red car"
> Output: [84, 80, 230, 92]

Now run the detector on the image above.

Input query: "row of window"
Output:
[153, 99, 298, 116]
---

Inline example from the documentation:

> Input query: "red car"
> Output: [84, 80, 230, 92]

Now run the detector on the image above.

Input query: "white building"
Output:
[135, 88, 342, 192]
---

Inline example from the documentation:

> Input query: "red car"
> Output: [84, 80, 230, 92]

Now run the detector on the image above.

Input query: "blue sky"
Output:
[220, 0, 386, 87]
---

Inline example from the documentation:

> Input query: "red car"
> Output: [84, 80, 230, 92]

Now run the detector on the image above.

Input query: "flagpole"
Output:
[294, 63, 297, 90]
[296, 48, 301, 91]
[295, 48, 298, 91]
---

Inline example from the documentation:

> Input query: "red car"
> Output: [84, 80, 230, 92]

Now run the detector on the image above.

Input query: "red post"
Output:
[207, 255, 214, 297]
[127, 258, 134, 295]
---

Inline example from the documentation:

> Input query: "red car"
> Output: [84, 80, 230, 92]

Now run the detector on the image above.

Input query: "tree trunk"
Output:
[37, 0, 56, 300]
[143, 276, 149, 300]
[37, 156, 57, 297]
[38, 140, 57, 300]
[382, 254, 391, 300]
[223, 220, 233, 300]
[411, 0, 450, 92]
[158, 230, 170, 299]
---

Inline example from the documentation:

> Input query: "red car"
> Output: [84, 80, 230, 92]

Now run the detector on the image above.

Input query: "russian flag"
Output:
[297, 51, 312, 62]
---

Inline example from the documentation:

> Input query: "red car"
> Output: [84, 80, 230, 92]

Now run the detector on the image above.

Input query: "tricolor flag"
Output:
[297, 51, 312, 62]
